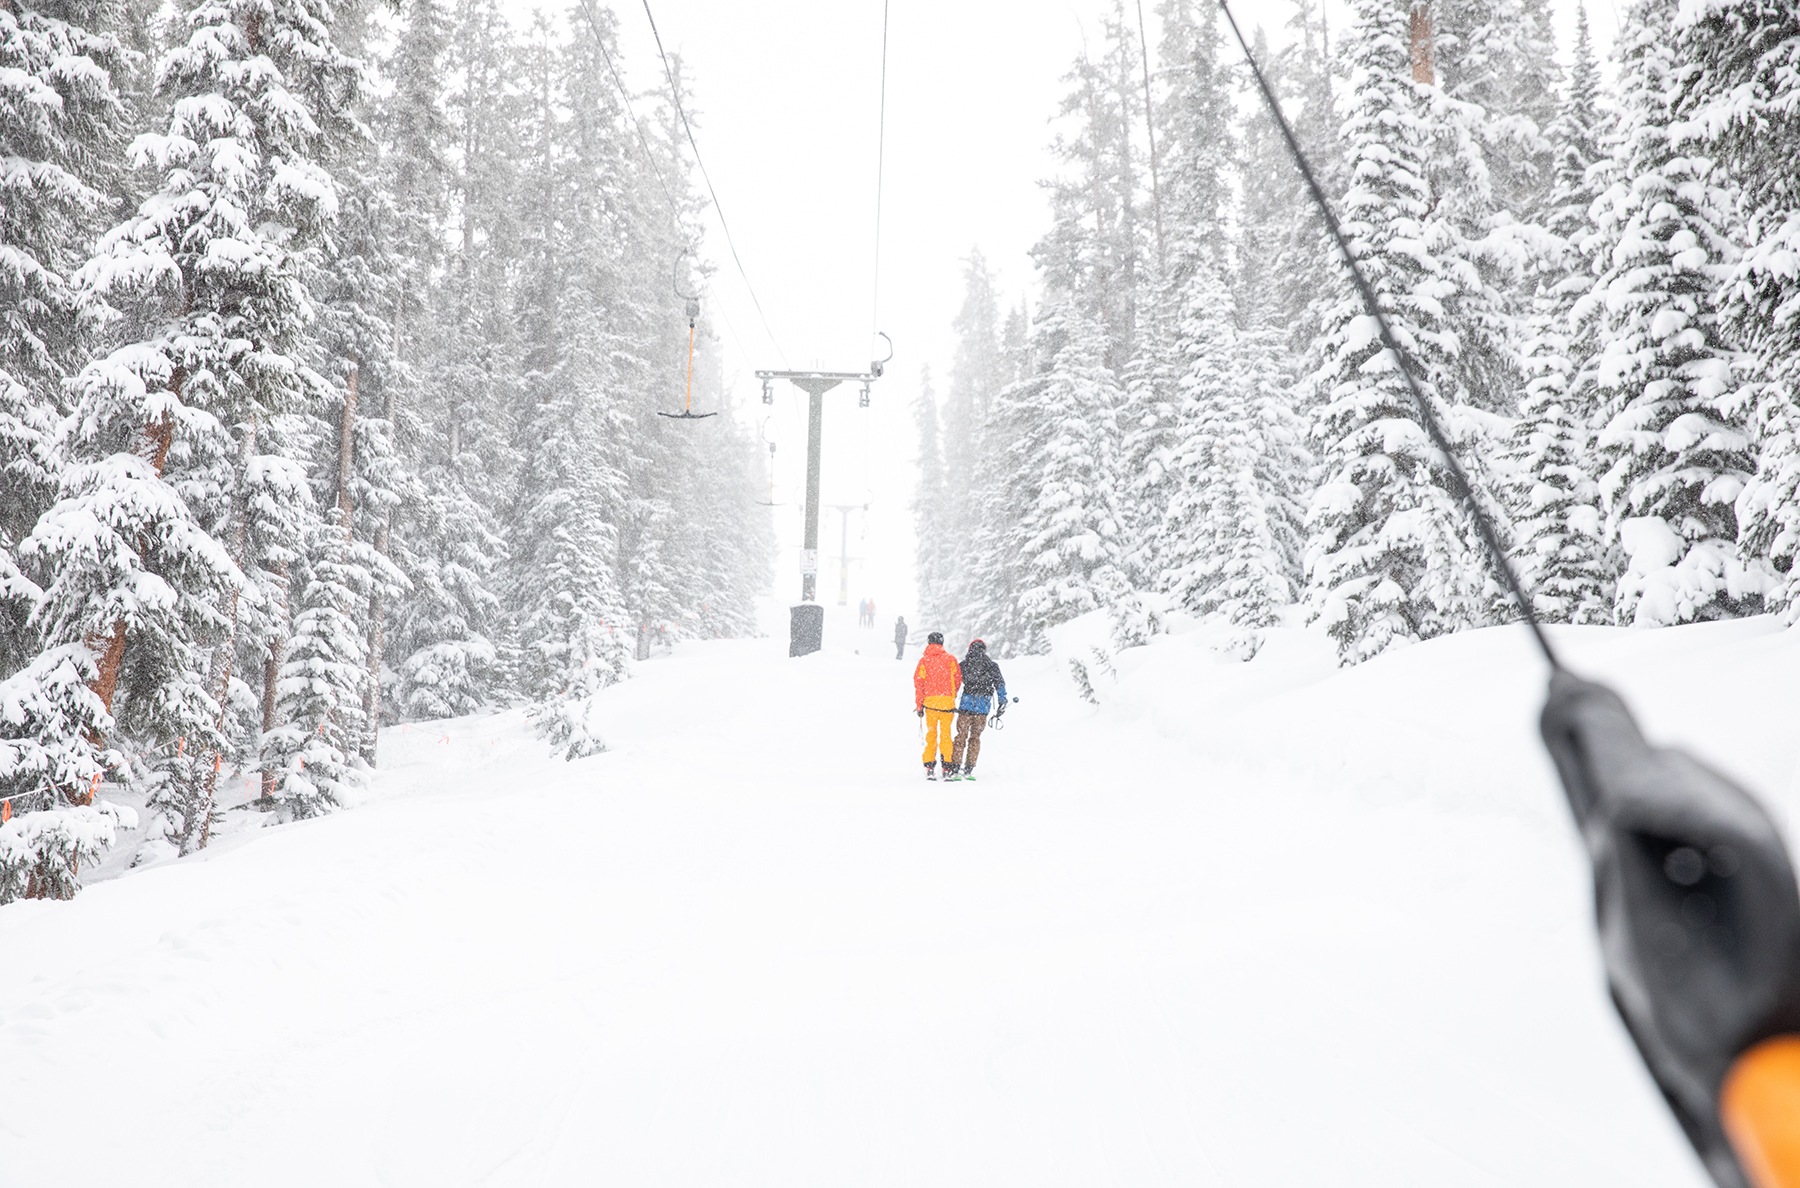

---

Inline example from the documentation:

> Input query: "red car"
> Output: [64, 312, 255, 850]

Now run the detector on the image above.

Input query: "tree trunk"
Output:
[365, 303, 403, 767]
[1134, 0, 1164, 272]
[197, 420, 256, 849]
[338, 363, 358, 539]
[260, 561, 288, 803]
[1410, 5, 1435, 85]
[362, 518, 387, 765]
[77, 412, 177, 798]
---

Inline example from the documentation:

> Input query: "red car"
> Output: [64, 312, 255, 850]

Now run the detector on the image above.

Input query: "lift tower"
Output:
[826, 503, 869, 607]
[758, 337, 888, 657]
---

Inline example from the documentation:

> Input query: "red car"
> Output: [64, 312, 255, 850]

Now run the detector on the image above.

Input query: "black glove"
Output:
[916, 708, 924, 718]
[1541, 671, 1800, 1188]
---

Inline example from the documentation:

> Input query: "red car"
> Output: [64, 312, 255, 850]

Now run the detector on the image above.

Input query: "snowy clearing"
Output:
[2, 605, 1795, 1187]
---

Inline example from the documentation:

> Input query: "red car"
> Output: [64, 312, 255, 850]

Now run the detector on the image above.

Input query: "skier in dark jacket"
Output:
[947, 639, 1006, 781]
[893, 616, 908, 660]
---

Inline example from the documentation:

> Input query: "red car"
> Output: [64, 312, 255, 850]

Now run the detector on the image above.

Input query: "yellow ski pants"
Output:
[921, 705, 956, 766]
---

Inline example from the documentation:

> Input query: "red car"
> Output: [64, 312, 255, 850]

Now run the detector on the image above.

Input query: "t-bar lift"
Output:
[758, 333, 892, 657]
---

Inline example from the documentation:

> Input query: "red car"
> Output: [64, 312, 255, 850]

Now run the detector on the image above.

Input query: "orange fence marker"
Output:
[2, 799, 10, 824]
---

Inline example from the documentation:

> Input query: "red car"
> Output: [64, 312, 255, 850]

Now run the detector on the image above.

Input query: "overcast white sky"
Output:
[499, 0, 1621, 625]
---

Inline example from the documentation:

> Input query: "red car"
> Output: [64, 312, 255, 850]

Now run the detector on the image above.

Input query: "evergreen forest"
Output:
[0, 0, 773, 897]
[912, 0, 1800, 669]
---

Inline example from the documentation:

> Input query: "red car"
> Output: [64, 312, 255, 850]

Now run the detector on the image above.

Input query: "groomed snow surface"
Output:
[3, 602, 1796, 1187]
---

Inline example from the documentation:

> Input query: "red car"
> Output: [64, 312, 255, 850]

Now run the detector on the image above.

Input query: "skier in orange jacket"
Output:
[913, 631, 961, 780]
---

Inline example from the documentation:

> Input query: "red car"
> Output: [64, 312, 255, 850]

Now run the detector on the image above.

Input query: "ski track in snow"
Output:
[1, 605, 1795, 1186]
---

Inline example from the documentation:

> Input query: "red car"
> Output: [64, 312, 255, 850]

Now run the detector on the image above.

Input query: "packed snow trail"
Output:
[2, 607, 1795, 1187]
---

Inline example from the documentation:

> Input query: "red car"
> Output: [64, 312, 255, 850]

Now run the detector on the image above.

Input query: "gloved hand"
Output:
[916, 708, 924, 718]
[1541, 670, 1800, 1188]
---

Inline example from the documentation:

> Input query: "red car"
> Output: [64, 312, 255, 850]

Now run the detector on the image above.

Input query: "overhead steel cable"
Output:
[1217, 0, 1560, 672]
[638, 0, 790, 366]
[573, 0, 685, 226]
[870, 0, 890, 352]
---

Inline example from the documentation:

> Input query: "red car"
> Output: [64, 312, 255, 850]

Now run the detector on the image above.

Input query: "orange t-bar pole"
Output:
[684, 323, 696, 414]
[1724, 1036, 1800, 1188]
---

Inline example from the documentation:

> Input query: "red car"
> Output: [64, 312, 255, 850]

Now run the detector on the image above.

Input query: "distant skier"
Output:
[893, 615, 908, 660]
[866, 598, 877, 629]
[913, 631, 961, 780]
[947, 638, 1006, 781]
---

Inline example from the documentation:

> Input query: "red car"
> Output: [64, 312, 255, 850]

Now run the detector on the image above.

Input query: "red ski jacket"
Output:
[913, 643, 961, 711]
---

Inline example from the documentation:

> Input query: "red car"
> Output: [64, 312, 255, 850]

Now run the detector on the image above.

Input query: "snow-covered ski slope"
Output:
[2, 604, 1795, 1187]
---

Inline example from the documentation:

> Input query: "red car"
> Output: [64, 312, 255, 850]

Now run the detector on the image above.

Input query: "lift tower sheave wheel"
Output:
[758, 348, 890, 658]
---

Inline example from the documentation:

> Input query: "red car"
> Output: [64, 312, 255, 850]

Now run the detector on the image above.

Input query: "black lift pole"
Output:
[757, 343, 887, 657]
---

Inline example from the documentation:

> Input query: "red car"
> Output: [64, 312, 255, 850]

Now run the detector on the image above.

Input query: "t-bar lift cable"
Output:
[870, 0, 891, 355]
[639, 0, 789, 366]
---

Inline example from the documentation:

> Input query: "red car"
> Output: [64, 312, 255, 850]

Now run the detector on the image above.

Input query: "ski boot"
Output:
[924, 762, 938, 781]
[944, 764, 962, 782]
[961, 767, 976, 782]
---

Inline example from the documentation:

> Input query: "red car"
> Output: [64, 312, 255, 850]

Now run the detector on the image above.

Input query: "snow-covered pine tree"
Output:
[503, 11, 630, 758]
[965, 18, 1144, 653]
[1114, 305, 1180, 597]
[1304, 0, 1507, 663]
[1674, 0, 1800, 619]
[1115, 0, 1232, 594]
[1229, 24, 1316, 618]
[1157, 298, 1310, 658]
[0, 666, 135, 896]
[956, 304, 1034, 647]
[1159, 265, 1239, 606]
[20, 380, 238, 852]
[1435, 0, 1559, 225]
[1040, 15, 1144, 372]
[390, 461, 501, 718]
[265, 508, 366, 816]
[1584, 0, 1768, 625]
[925, 252, 1008, 639]
[308, 0, 413, 761]
[511, 424, 631, 758]
[910, 365, 952, 629]
[0, 9, 144, 877]
[962, 341, 1049, 653]
[416, 0, 525, 692]
[0, 638, 136, 902]
[1189, 355, 1308, 658]
[53, 0, 355, 849]
[1506, 8, 1616, 623]
[1006, 302, 1128, 653]
[375, 0, 503, 720]
[1138, 0, 1309, 657]
[1239, 0, 1341, 364]
[241, 417, 312, 803]
[0, 0, 127, 676]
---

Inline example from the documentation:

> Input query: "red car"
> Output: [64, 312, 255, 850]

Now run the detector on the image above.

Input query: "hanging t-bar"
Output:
[660, 250, 718, 420]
